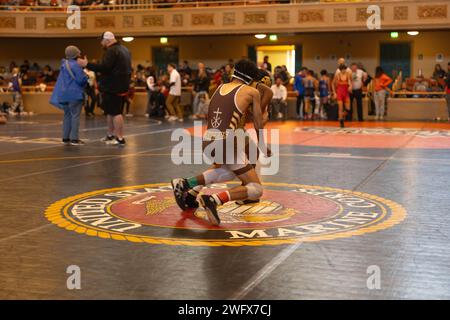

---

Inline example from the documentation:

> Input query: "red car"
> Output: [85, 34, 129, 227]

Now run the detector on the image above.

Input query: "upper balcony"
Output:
[0, 0, 449, 37]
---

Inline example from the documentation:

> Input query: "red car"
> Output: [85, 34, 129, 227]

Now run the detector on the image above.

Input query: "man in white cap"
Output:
[78, 31, 132, 145]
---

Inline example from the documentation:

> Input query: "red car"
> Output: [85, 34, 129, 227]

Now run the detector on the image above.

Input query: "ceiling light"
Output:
[407, 31, 419, 36]
[255, 34, 267, 39]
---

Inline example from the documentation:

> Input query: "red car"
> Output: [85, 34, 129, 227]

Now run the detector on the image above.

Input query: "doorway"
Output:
[152, 46, 179, 76]
[256, 45, 296, 76]
[380, 43, 411, 78]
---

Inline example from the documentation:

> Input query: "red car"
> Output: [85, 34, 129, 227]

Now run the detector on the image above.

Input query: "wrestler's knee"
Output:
[246, 182, 263, 200]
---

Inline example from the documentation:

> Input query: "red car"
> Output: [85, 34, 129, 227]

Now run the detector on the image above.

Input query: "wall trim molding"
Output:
[0, 1, 449, 37]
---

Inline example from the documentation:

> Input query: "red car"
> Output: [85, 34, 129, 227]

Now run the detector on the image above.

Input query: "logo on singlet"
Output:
[211, 108, 222, 129]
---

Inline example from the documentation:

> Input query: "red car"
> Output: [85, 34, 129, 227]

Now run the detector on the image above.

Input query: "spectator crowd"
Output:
[0, 0, 110, 9]
[2, 55, 450, 123]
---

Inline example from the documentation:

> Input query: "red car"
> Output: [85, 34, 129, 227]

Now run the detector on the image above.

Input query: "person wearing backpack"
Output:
[50, 46, 88, 146]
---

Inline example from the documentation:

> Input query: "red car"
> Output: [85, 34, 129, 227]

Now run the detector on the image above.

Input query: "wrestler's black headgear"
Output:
[232, 59, 259, 85]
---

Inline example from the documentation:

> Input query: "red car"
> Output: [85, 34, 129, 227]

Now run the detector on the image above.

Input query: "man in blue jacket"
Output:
[293, 67, 307, 119]
[51, 45, 88, 146]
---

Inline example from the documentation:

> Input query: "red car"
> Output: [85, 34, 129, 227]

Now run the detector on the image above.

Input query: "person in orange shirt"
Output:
[373, 66, 393, 121]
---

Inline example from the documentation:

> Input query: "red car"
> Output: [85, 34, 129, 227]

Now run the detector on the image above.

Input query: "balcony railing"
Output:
[0, 0, 445, 37]
[0, 0, 374, 12]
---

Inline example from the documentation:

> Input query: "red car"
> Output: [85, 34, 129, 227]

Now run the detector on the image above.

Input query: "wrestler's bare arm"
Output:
[257, 83, 273, 113]
[249, 87, 271, 156]
[347, 70, 353, 90]
[248, 88, 262, 131]
[257, 83, 273, 126]
[332, 76, 337, 95]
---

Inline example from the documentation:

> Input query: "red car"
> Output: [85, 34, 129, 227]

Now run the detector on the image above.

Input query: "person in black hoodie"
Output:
[77, 31, 132, 146]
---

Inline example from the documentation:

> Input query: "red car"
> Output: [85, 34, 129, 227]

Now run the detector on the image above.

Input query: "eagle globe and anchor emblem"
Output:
[44, 182, 407, 247]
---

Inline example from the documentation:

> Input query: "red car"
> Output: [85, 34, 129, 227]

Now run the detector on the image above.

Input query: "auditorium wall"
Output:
[0, 31, 449, 78]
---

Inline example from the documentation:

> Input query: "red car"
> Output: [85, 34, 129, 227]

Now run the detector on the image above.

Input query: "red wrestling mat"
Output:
[186, 121, 450, 149]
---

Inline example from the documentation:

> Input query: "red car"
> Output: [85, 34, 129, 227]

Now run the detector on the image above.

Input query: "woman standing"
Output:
[319, 69, 331, 119]
[50, 46, 88, 145]
[303, 70, 318, 120]
[145, 67, 157, 117]
[192, 69, 210, 116]
[433, 64, 446, 80]
[373, 66, 393, 121]
[433, 64, 446, 90]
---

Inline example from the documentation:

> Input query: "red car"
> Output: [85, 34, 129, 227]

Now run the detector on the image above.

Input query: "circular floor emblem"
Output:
[45, 182, 406, 246]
